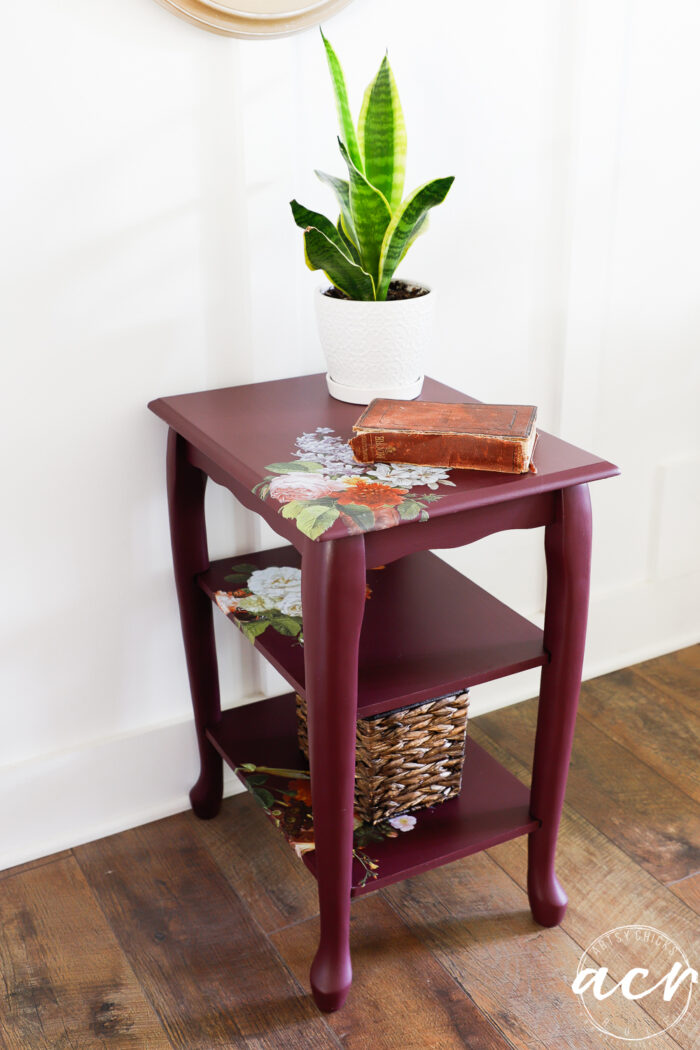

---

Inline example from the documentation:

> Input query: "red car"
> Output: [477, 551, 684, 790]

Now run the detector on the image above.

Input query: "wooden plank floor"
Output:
[1, 646, 698, 1048]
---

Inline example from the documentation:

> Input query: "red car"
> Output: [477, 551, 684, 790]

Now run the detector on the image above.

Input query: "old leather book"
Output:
[350, 399, 538, 473]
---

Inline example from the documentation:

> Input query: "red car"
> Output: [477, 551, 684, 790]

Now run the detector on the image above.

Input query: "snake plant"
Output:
[290, 33, 454, 302]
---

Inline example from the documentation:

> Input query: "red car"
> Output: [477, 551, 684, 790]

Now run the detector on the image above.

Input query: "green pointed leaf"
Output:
[290, 200, 353, 262]
[321, 31, 363, 173]
[358, 54, 406, 212]
[303, 226, 376, 301]
[399, 214, 429, 264]
[315, 170, 357, 243]
[223, 573, 248, 585]
[239, 620, 269, 643]
[230, 563, 258, 573]
[295, 504, 340, 540]
[280, 499, 308, 520]
[337, 502, 375, 532]
[265, 461, 325, 474]
[338, 139, 392, 286]
[377, 176, 455, 299]
[337, 217, 361, 264]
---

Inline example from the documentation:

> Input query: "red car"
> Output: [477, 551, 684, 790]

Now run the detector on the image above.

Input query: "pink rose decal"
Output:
[269, 473, 346, 503]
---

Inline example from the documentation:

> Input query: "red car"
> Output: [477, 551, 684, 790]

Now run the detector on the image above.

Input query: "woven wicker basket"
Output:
[296, 690, 469, 825]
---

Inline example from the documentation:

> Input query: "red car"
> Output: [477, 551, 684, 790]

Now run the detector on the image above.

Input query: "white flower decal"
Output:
[213, 564, 304, 645]
[235, 593, 271, 614]
[278, 592, 303, 618]
[367, 462, 456, 490]
[247, 565, 302, 608]
[293, 427, 364, 475]
[388, 814, 417, 832]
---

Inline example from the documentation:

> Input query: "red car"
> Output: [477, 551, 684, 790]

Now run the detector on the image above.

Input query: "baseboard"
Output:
[470, 573, 700, 715]
[0, 717, 242, 874]
[1, 575, 697, 873]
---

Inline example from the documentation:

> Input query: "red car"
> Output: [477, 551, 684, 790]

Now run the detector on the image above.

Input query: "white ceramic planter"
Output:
[314, 281, 433, 404]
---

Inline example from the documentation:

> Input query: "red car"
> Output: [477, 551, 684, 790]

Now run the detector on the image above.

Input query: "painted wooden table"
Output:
[148, 373, 619, 1013]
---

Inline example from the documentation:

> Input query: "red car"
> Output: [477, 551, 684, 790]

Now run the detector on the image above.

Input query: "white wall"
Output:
[1, 0, 698, 870]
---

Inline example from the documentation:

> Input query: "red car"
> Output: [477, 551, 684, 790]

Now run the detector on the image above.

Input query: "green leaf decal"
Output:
[396, 499, 423, 522]
[252, 787, 276, 809]
[295, 504, 340, 540]
[265, 461, 325, 474]
[280, 499, 307, 520]
[268, 615, 302, 637]
[358, 54, 406, 212]
[223, 574, 248, 586]
[338, 502, 375, 532]
[353, 824, 384, 845]
[290, 200, 353, 262]
[338, 139, 392, 287]
[321, 30, 363, 173]
[303, 226, 376, 301]
[377, 176, 455, 299]
[239, 620, 269, 643]
[230, 563, 258, 573]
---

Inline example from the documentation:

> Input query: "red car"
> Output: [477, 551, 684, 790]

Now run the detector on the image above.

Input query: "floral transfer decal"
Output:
[253, 427, 456, 541]
[214, 562, 373, 645]
[214, 563, 303, 644]
[236, 762, 417, 888]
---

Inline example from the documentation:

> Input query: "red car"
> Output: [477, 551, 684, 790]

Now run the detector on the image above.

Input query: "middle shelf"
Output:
[199, 544, 547, 719]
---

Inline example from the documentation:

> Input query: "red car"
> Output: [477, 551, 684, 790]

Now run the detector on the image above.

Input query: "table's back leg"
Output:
[166, 428, 223, 819]
[302, 535, 366, 1013]
[528, 483, 592, 926]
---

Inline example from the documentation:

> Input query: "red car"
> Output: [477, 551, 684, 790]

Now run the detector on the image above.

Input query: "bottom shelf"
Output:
[207, 692, 538, 896]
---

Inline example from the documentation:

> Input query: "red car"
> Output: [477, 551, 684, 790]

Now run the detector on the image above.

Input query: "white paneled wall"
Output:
[1, 0, 698, 869]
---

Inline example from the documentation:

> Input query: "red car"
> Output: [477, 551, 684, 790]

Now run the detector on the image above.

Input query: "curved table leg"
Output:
[167, 428, 223, 819]
[302, 535, 366, 1013]
[528, 483, 592, 926]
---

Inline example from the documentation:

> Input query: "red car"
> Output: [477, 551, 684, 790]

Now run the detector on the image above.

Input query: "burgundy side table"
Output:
[148, 373, 618, 1013]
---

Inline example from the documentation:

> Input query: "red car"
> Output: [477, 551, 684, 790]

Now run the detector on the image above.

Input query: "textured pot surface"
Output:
[315, 283, 433, 404]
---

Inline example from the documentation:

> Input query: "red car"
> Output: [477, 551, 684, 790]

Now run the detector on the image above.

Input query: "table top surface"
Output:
[149, 373, 619, 543]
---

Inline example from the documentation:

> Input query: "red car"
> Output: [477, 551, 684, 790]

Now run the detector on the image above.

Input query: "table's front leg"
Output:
[528, 483, 592, 926]
[166, 429, 223, 819]
[302, 535, 366, 1013]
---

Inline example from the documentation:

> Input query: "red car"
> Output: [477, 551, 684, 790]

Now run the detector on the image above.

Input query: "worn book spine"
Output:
[349, 430, 534, 473]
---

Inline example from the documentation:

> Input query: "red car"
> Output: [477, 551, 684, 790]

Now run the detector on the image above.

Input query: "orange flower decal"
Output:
[337, 478, 407, 509]
[291, 780, 313, 807]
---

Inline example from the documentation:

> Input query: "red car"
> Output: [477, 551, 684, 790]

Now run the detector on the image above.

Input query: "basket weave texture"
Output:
[296, 690, 469, 825]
